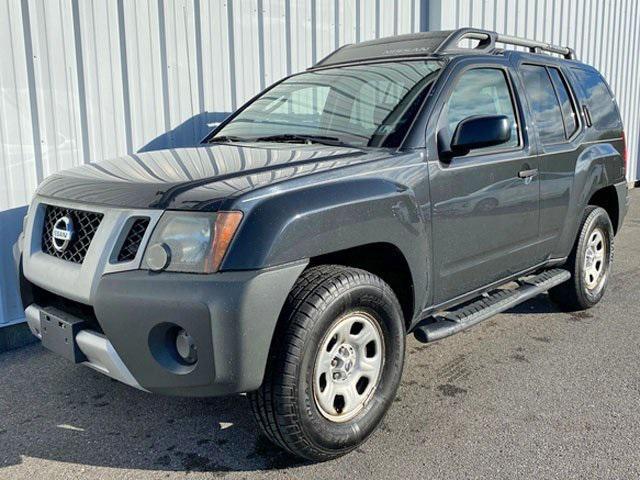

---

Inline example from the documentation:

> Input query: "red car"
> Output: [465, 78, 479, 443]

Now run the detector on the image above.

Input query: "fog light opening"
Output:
[175, 329, 198, 365]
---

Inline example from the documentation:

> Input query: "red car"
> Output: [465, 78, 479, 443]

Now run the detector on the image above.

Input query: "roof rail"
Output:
[309, 28, 577, 69]
[436, 28, 576, 60]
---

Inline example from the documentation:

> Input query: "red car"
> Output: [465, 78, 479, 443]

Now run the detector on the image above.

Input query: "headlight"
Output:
[142, 211, 243, 273]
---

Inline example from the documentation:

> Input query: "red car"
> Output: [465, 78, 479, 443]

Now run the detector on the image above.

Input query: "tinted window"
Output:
[520, 64, 565, 144]
[214, 60, 442, 147]
[571, 67, 621, 132]
[439, 68, 520, 153]
[548, 67, 579, 138]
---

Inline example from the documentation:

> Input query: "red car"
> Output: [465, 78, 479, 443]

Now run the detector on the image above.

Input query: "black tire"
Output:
[248, 265, 406, 461]
[549, 206, 614, 310]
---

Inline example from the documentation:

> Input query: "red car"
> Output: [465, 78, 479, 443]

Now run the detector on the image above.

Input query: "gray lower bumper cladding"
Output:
[25, 304, 146, 391]
[22, 260, 308, 397]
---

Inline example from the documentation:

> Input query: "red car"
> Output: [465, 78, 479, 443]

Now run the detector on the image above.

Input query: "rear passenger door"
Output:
[518, 63, 582, 259]
[428, 61, 542, 304]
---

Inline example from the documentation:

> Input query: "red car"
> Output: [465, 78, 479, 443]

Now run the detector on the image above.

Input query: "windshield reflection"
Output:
[212, 60, 442, 148]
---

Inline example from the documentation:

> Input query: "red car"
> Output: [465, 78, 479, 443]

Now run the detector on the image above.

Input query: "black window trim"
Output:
[520, 62, 583, 147]
[434, 64, 525, 159]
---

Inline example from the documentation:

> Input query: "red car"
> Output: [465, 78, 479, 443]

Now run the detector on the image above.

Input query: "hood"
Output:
[36, 143, 381, 210]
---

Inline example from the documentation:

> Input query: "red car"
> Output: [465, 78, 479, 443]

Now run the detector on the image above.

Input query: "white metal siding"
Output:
[0, 0, 423, 212]
[434, 0, 640, 181]
[2, 0, 639, 328]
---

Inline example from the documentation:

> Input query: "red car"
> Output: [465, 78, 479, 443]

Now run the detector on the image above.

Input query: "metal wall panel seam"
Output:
[19, 0, 43, 183]
[257, 0, 266, 90]
[194, 0, 206, 138]
[284, 0, 292, 75]
[116, 0, 133, 154]
[71, 0, 90, 165]
[226, 0, 237, 110]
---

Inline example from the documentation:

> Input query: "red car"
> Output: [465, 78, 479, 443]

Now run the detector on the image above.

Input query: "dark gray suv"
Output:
[14, 29, 629, 460]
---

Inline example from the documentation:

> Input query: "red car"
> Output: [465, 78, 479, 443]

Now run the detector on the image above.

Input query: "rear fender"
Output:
[554, 142, 622, 257]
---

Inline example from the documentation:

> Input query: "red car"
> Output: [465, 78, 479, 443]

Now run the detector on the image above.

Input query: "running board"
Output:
[413, 269, 571, 343]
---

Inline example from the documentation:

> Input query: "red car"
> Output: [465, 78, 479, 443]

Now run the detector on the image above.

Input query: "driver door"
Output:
[428, 63, 542, 304]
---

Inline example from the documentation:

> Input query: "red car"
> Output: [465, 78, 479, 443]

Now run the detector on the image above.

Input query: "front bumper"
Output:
[20, 261, 307, 397]
[25, 304, 145, 390]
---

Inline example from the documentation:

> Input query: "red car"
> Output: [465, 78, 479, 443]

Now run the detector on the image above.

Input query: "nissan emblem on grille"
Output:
[51, 216, 75, 252]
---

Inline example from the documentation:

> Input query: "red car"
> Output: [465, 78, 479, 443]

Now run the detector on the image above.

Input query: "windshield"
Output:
[210, 60, 442, 148]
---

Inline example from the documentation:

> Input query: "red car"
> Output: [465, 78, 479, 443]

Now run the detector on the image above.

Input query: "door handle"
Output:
[518, 168, 538, 179]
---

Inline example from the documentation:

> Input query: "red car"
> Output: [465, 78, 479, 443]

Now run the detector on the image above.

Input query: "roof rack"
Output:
[311, 28, 576, 69]
[436, 28, 576, 60]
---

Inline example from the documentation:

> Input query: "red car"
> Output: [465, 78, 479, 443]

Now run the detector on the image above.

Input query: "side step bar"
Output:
[413, 269, 571, 343]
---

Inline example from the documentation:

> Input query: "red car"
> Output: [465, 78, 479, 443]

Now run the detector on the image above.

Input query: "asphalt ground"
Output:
[1, 189, 639, 479]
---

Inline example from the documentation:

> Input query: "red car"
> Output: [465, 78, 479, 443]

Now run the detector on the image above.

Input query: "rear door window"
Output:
[520, 64, 565, 144]
[547, 67, 579, 139]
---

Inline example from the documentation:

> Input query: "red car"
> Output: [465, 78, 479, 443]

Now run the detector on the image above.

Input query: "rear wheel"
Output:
[549, 206, 614, 310]
[249, 265, 405, 461]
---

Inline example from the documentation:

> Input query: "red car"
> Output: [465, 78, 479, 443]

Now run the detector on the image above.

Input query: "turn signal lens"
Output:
[206, 211, 243, 272]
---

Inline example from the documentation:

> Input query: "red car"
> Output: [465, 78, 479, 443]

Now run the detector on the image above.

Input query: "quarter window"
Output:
[570, 67, 621, 132]
[520, 64, 566, 144]
[439, 68, 520, 154]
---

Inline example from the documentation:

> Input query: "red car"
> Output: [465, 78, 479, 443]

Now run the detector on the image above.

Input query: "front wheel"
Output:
[549, 206, 614, 310]
[249, 265, 406, 461]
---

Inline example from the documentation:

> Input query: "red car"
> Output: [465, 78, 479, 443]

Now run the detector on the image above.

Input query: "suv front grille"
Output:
[117, 217, 150, 262]
[41, 205, 104, 264]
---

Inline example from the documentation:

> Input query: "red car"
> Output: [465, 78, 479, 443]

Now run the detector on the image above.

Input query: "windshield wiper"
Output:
[253, 134, 348, 146]
[206, 135, 249, 144]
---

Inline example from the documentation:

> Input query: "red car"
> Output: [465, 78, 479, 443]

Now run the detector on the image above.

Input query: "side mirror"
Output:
[449, 114, 511, 157]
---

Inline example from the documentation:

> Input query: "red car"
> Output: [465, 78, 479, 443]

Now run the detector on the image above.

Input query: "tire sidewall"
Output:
[574, 207, 614, 306]
[296, 281, 405, 455]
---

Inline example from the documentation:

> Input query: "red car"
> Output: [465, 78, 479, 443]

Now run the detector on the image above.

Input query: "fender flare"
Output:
[222, 176, 430, 310]
[555, 142, 622, 257]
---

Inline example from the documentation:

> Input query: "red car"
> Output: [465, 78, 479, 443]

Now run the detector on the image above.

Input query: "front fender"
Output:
[222, 176, 429, 302]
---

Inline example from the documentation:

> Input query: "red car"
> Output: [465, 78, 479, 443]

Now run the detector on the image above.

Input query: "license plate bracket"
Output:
[40, 308, 87, 363]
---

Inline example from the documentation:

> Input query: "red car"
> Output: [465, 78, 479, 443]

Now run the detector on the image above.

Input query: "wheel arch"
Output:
[588, 185, 619, 233]
[308, 242, 416, 330]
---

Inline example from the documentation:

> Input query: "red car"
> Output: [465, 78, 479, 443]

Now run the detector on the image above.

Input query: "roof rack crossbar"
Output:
[496, 33, 576, 59]
[436, 28, 576, 60]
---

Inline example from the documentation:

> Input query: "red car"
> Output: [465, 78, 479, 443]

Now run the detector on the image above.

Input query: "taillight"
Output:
[622, 131, 628, 174]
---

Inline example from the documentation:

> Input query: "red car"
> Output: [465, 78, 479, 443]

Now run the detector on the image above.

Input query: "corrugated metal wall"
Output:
[0, 0, 423, 212]
[1, 0, 639, 328]
[432, 0, 640, 181]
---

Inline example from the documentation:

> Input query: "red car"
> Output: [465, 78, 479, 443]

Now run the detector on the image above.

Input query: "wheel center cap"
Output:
[585, 247, 595, 268]
[331, 344, 357, 381]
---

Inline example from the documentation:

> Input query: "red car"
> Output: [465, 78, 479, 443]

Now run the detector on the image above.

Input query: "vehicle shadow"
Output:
[505, 292, 569, 315]
[0, 345, 306, 474]
[138, 111, 231, 153]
